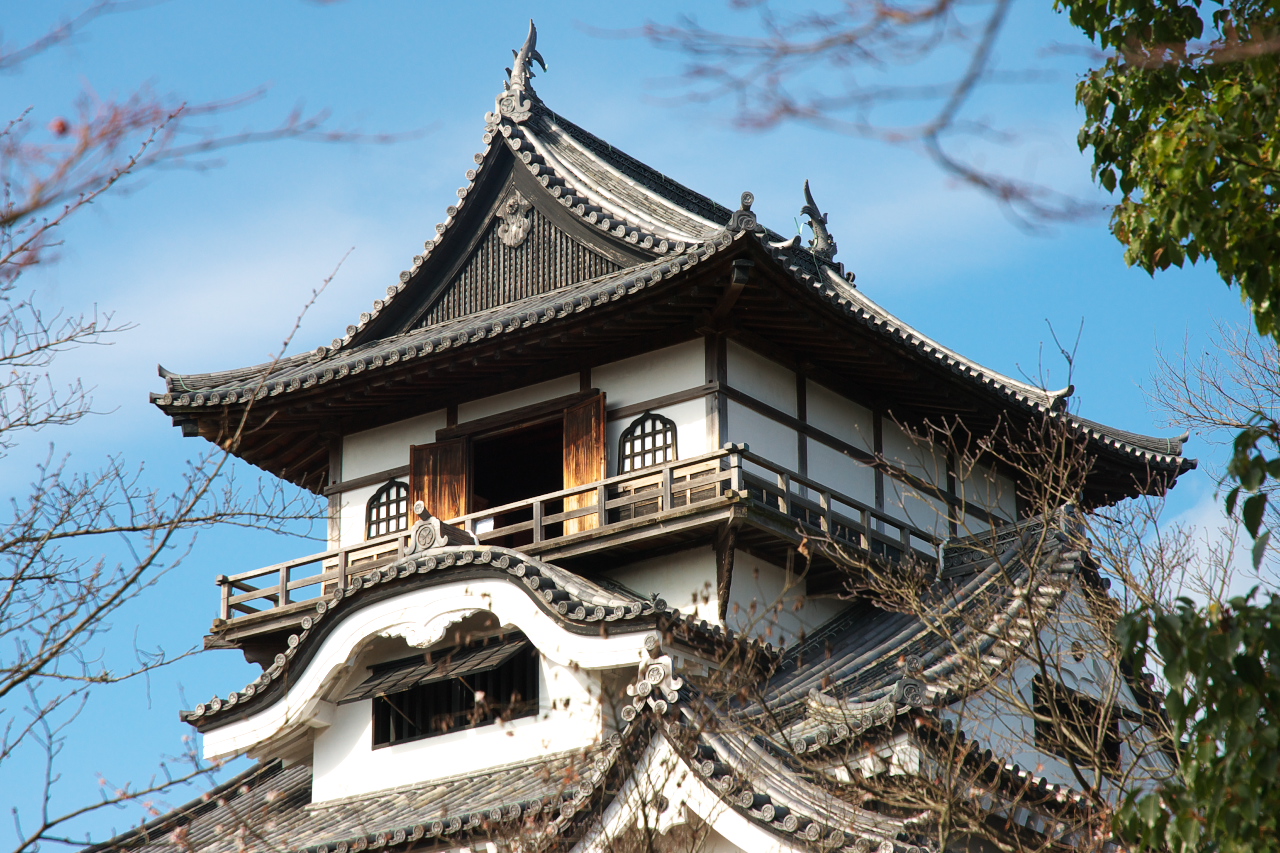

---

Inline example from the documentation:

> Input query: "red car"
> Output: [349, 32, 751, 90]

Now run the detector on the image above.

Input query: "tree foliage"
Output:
[1117, 594, 1280, 853]
[1062, 0, 1280, 336]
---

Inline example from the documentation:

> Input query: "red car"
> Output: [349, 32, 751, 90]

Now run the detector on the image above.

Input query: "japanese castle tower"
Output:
[111, 23, 1192, 853]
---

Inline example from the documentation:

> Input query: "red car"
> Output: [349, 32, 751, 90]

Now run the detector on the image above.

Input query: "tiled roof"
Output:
[85, 752, 595, 853]
[151, 25, 1191, 476]
[106, 512, 1095, 853]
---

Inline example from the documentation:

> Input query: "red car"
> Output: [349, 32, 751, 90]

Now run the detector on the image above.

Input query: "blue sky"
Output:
[0, 0, 1253, 844]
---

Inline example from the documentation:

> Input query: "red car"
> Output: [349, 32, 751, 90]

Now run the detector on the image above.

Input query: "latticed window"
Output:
[366, 481, 410, 539]
[618, 412, 677, 474]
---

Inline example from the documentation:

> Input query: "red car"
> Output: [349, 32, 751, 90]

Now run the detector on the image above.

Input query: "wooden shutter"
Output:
[563, 393, 606, 534]
[410, 438, 470, 521]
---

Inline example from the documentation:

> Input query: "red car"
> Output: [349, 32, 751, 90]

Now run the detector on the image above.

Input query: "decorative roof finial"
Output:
[800, 180, 838, 263]
[496, 20, 546, 124]
[727, 191, 758, 232]
[508, 20, 546, 93]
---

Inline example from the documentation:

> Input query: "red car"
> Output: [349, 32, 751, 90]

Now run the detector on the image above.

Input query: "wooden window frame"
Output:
[1032, 674, 1122, 777]
[365, 480, 410, 540]
[369, 642, 540, 748]
[618, 411, 678, 475]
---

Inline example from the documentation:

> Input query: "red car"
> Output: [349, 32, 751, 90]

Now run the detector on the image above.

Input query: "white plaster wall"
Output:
[457, 374, 579, 423]
[958, 462, 1017, 526]
[881, 419, 947, 487]
[885, 479, 950, 538]
[605, 547, 719, 624]
[727, 552, 845, 649]
[312, 655, 604, 801]
[806, 440, 875, 508]
[942, 588, 1162, 796]
[726, 400, 799, 474]
[606, 399, 709, 477]
[337, 411, 447, 549]
[726, 341, 796, 416]
[806, 379, 873, 452]
[343, 410, 448, 480]
[337, 483, 388, 549]
[592, 339, 704, 407]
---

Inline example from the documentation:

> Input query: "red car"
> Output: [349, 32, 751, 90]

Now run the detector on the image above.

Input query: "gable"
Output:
[414, 199, 622, 328]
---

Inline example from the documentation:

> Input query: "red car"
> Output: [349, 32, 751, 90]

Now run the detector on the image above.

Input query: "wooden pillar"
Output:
[327, 437, 343, 548]
[705, 334, 727, 449]
[873, 411, 885, 532]
[795, 372, 808, 497]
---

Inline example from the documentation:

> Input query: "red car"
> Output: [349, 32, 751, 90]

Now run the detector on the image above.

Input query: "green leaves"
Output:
[1117, 595, 1280, 853]
[1061, 0, 1280, 338]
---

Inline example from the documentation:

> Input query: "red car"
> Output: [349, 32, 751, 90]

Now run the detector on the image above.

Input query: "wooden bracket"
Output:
[715, 520, 739, 623]
[708, 259, 753, 328]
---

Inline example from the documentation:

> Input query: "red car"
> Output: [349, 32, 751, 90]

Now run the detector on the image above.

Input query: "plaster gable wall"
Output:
[603, 547, 719, 624]
[942, 587, 1164, 796]
[312, 654, 606, 802]
[727, 552, 846, 649]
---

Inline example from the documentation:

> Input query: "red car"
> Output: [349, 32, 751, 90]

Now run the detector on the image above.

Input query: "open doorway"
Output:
[471, 419, 564, 547]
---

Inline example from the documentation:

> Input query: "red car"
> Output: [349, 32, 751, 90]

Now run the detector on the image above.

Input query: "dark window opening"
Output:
[363, 641, 540, 748]
[618, 412, 677, 475]
[1032, 675, 1121, 776]
[471, 420, 564, 547]
[366, 481, 409, 540]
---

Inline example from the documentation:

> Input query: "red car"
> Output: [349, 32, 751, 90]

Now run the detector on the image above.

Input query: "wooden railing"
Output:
[215, 445, 942, 624]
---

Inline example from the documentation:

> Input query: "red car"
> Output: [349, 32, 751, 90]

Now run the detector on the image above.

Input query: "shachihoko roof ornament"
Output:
[801, 179, 838, 263]
[496, 19, 545, 123]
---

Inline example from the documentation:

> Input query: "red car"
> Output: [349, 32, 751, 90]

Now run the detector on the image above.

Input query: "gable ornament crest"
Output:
[497, 190, 533, 248]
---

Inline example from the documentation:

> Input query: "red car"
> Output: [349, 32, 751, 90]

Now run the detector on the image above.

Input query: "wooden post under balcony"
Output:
[218, 575, 230, 622]
[278, 564, 291, 607]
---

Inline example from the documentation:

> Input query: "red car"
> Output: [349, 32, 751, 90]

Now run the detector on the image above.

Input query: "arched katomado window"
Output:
[366, 481, 410, 539]
[618, 412, 678, 474]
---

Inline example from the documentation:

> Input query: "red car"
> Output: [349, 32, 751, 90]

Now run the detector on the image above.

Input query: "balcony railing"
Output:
[215, 445, 943, 626]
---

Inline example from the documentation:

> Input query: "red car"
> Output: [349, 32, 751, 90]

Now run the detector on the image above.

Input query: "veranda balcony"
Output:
[210, 445, 946, 647]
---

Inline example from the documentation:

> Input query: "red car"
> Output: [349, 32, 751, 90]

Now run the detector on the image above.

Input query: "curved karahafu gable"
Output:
[186, 540, 776, 757]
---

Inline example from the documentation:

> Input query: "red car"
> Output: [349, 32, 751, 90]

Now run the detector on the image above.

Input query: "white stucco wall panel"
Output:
[342, 410, 447, 480]
[881, 419, 947, 488]
[605, 547, 719, 623]
[726, 400, 798, 474]
[805, 379, 873, 452]
[312, 654, 603, 801]
[606, 399, 709, 477]
[885, 479, 950, 538]
[959, 462, 1017, 523]
[806, 440, 875, 508]
[458, 374, 579, 423]
[727, 552, 845, 649]
[592, 339, 704, 408]
[726, 341, 796, 417]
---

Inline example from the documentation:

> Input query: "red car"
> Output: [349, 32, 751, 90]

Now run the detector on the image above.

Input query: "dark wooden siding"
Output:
[419, 207, 622, 328]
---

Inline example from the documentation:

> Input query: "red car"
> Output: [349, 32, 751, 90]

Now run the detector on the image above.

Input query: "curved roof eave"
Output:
[152, 34, 1191, 479]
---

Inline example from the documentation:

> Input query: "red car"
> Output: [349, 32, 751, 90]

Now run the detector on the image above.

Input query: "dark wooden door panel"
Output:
[563, 393, 606, 533]
[410, 437, 470, 521]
